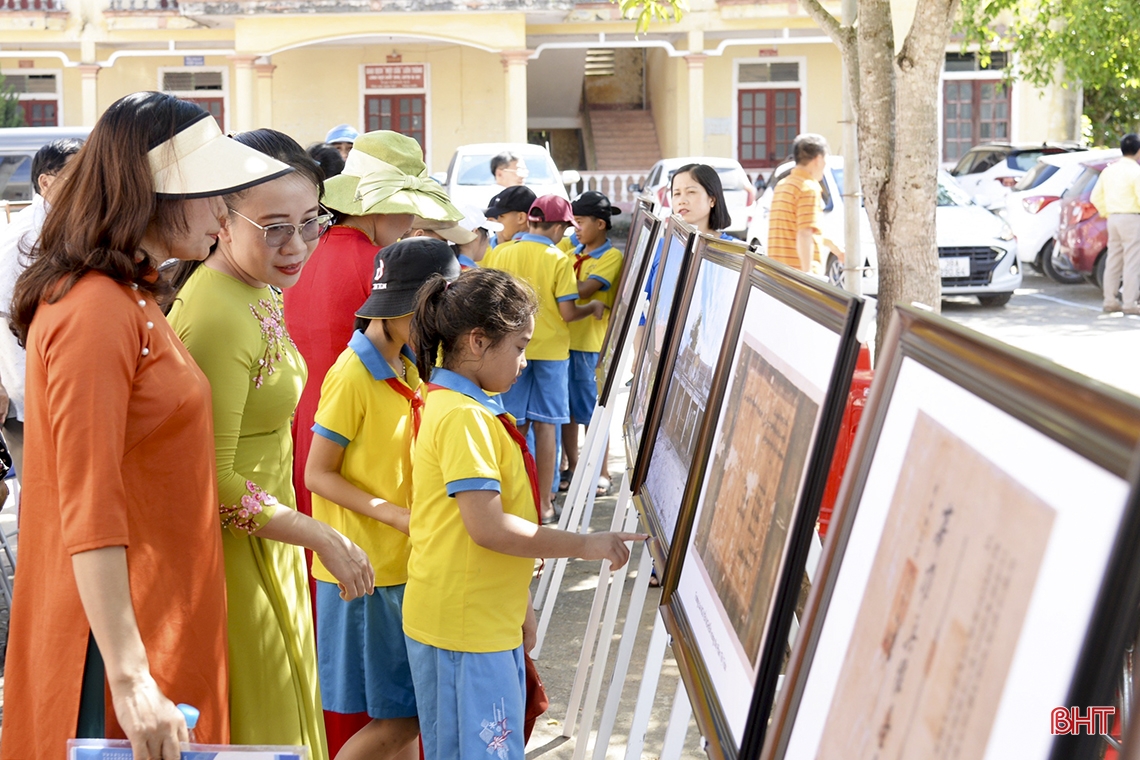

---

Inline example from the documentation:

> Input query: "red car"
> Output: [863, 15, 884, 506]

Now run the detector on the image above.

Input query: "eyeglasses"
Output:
[230, 208, 334, 248]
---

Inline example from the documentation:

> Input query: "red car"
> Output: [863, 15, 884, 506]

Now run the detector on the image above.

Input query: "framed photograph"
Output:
[69, 739, 308, 759]
[622, 214, 700, 468]
[595, 202, 664, 405]
[762, 305, 1140, 760]
[659, 254, 863, 760]
[632, 232, 749, 573]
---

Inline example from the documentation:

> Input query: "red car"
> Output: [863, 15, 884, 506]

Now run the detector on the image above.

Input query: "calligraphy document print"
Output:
[694, 341, 820, 668]
[816, 412, 1055, 760]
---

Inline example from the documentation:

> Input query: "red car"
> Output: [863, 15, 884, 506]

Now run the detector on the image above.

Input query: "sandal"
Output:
[541, 499, 560, 525]
[558, 468, 573, 492]
[595, 475, 613, 497]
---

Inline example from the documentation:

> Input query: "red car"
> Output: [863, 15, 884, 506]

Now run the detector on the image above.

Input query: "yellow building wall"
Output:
[71, 44, 500, 172]
[695, 44, 844, 163]
[270, 44, 503, 172]
[93, 54, 235, 116]
[59, 66, 82, 127]
[1015, 79, 1081, 144]
[646, 48, 683, 158]
[801, 43, 844, 149]
[0, 59, 79, 127]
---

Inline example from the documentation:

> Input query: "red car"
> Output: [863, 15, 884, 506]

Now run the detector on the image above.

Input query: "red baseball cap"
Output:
[527, 195, 580, 229]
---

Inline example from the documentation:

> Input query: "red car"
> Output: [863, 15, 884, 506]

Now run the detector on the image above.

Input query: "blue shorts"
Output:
[405, 638, 526, 760]
[316, 581, 417, 719]
[500, 358, 569, 425]
[568, 350, 599, 425]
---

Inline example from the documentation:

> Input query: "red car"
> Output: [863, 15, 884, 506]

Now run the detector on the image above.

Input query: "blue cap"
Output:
[176, 703, 200, 730]
[325, 124, 359, 145]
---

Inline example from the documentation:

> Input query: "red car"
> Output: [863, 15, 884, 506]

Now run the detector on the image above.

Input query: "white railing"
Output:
[568, 171, 651, 211]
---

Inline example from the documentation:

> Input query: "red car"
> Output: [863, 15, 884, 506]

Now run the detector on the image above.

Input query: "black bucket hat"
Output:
[356, 238, 461, 319]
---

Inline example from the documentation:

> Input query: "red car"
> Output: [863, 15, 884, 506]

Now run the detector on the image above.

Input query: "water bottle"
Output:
[176, 703, 200, 745]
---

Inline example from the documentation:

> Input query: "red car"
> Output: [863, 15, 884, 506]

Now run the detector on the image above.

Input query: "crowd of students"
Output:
[0, 90, 739, 760]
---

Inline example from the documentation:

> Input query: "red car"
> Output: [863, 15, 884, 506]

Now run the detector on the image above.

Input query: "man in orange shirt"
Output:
[767, 133, 830, 272]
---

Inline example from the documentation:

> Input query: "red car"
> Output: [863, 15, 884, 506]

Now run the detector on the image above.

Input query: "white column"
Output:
[255, 61, 275, 129]
[500, 50, 531, 144]
[230, 54, 258, 133]
[685, 54, 707, 156]
[78, 64, 99, 127]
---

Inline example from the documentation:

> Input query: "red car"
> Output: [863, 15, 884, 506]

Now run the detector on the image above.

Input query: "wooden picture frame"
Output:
[621, 214, 700, 470]
[762, 305, 1140, 760]
[658, 254, 863, 760]
[595, 201, 664, 405]
[631, 232, 750, 574]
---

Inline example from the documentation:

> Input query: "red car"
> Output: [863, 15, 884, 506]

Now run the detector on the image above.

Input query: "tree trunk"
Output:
[854, 0, 902, 349]
[872, 0, 959, 345]
[800, 0, 961, 358]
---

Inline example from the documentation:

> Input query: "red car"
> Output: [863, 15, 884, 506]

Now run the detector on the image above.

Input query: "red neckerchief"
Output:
[384, 377, 423, 436]
[426, 382, 542, 524]
[573, 251, 590, 277]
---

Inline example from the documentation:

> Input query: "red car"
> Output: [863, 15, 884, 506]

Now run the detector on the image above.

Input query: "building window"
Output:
[361, 63, 429, 158]
[1, 72, 60, 127]
[365, 94, 425, 150]
[944, 52, 1009, 73]
[20, 100, 57, 126]
[160, 68, 227, 130]
[738, 90, 800, 169]
[735, 59, 803, 169]
[943, 80, 1010, 162]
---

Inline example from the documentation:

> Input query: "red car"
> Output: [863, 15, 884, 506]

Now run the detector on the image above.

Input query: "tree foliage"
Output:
[618, 0, 686, 34]
[958, 0, 1140, 141]
[0, 76, 26, 129]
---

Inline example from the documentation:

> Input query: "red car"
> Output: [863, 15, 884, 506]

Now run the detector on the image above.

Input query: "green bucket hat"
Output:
[322, 130, 462, 222]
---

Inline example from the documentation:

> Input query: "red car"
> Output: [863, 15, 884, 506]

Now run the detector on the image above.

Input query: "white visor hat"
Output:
[148, 113, 293, 198]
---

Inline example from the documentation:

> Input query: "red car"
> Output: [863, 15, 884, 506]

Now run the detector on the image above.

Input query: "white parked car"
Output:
[747, 156, 1021, 306]
[434, 143, 581, 212]
[1003, 148, 1119, 283]
[948, 142, 1084, 210]
[633, 157, 755, 238]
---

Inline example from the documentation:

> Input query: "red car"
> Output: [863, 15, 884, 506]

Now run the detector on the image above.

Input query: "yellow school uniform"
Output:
[568, 240, 624, 353]
[556, 236, 576, 256]
[403, 368, 538, 653]
[483, 233, 578, 361]
[481, 232, 524, 270]
[311, 331, 418, 587]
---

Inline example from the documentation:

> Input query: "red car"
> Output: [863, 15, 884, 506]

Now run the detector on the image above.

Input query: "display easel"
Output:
[567, 526, 824, 760]
[563, 486, 641, 744]
[531, 288, 649, 658]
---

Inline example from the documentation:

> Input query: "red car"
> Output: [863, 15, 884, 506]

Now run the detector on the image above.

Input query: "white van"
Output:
[434, 143, 580, 212]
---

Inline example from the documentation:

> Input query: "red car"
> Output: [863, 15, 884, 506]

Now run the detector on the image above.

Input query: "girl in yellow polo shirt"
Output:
[305, 238, 461, 760]
[405, 267, 645, 760]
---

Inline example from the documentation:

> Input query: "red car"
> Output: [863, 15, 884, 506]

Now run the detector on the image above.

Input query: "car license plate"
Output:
[939, 256, 971, 278]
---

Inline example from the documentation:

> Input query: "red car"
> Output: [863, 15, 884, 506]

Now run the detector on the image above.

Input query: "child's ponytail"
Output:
[412, 274, 451, 381]
[411, 268, 537, 381]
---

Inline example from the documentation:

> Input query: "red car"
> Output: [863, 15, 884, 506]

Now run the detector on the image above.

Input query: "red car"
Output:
[1056, 159, 1111, 287]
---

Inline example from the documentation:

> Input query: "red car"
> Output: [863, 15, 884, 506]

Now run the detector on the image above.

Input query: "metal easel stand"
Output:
[611, 522, 826, 759]
[531, 290, 648, 657]
[531, 401, 612, 659]
[532, 399, 604, 612]
[562, 474, 639, 745]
